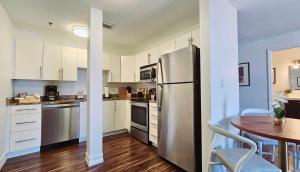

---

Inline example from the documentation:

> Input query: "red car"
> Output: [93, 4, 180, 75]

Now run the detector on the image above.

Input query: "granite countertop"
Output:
[7, 94, 156, 106]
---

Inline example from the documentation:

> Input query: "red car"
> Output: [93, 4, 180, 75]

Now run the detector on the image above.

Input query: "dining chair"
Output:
[241, 108, 277, 163]
[207, 121, 281, 172]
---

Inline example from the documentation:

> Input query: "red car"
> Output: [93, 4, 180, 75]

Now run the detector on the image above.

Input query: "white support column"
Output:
[85, 7, 104, 167]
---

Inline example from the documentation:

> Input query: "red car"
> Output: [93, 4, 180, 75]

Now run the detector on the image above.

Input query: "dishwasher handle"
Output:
[42, 103, 79, 109]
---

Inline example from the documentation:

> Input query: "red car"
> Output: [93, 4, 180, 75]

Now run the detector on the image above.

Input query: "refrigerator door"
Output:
[157, 83, 194, 172]
[157, 46, 195, 84]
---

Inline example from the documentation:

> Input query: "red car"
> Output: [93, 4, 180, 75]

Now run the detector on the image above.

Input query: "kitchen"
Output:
[0, 0, 200, 171]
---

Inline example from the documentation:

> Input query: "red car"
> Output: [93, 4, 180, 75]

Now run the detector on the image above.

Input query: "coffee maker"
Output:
[45, 85, 59, 101]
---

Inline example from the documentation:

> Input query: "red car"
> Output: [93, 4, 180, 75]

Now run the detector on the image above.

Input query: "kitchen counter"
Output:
[7, 94, 156, 106]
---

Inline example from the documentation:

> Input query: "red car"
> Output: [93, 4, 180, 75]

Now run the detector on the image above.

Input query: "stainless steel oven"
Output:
[140, 63, 157, 82]
[131, 101, 149, 144]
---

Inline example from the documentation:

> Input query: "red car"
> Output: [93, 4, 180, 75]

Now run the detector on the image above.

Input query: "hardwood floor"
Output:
[1, 133, 183, 172]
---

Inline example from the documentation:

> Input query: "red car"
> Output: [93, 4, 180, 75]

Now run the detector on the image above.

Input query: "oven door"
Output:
[131, 102, 148, 132]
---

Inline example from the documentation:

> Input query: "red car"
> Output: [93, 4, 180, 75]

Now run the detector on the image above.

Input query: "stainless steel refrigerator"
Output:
[157, 45, 201, 172]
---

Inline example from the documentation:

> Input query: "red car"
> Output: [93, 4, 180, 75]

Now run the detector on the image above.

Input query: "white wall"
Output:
[200, 0, 239, 171]
[272, 47, 300, 93]
[239, 30, 300, 110]
[0, 2, 14, 167]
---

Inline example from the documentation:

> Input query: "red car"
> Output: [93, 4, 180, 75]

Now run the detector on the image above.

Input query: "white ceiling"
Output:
[0, 0, 199, 49]
[229, 0, 300, 44]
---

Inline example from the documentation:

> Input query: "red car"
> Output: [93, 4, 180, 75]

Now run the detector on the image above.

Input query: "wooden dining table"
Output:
[231, 116, 300, 172]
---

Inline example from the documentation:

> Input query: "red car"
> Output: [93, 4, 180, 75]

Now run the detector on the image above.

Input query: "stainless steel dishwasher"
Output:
[41, 103, 79, 146]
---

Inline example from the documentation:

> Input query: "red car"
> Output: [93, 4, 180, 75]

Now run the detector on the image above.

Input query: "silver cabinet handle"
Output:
[111, 72, 113, 82]
[150, 122, 157, 126]
[16, 121, 36, 125]
[16, 109, 36, 111]
[15, 138, 36, 143]
[151, 134, 157, 138]
[40, 66, 42, 79]
[191, 37, 194, 45]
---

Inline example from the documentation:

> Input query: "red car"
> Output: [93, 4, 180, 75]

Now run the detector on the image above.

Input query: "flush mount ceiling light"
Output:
[71, 25, 88, 38]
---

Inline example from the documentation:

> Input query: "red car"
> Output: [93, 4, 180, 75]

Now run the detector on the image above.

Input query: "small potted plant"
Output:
[272, 92, 288, 125]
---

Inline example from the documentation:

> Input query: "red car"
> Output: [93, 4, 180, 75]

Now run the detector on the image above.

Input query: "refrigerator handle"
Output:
[157, 58, 163, 111]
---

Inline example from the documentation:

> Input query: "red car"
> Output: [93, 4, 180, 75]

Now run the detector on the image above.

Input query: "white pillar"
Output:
[85, 7, 104, 167]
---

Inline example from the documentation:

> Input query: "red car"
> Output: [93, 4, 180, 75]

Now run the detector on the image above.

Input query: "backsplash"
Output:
[13, 69, 156, 97]
[13, 69, 87, 96]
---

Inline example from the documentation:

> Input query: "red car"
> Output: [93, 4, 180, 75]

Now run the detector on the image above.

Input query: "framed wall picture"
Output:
[239, 62, 250, 86]
[272, 68, 276, 84]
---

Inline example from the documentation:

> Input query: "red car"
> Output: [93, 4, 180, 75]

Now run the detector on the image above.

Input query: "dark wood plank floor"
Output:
[1, 133, 183, 172]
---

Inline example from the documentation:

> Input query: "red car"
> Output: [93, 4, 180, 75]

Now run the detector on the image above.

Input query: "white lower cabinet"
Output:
[149, 102, 158, 146]
[103, 101, 115, 133]
[79, 102, 87, 141]
[125, 100, 131, 131]
[115, 100, 127, 130]
[8, 104, 42, 154]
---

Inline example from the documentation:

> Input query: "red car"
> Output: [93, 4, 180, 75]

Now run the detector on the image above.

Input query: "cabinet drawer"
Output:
[149, 133, 158, 145]
[149, 110, 158, 117]
[149, 124, 158, 138]
[149, 115, 158, 126]
[11, 104, 41, 115]
[10, 129, 41, 152]
[149, 103, 157, 108]
[11, 113, 41, 132]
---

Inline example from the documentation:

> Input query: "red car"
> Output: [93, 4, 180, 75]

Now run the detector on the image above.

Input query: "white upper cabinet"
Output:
[175, 32, 192, 50]
[61, 47, 78, 81]
[121, 56, 136, 82]
[147, 46, 160, 64]
[108, 54, 121, 82]
[191, 28, 200, 48]
[15, 39, 44, 80]
[159, 40, 176, 56]
[103, 53, 111, 71]
[77, 49, 87, 68]
[43, 43, 62, 80]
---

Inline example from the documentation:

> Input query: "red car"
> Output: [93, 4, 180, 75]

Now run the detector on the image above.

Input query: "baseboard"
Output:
[85, 152, 103, 167]
[0, 153, 6, 170]
[6, 147, 40, 159]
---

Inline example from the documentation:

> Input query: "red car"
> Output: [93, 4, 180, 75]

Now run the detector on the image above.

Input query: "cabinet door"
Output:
[175, 32, 192, 50]
[103, 53, 111, 71]
[148, 46, 160, 64]
[62, 47, 78, 81]
[108, 54, 121, 82]
[121, 56, 136, 82]
[191, 29, 200, 48]
[115, 100, 126, 130]
[15, 39, 44, 80]
[77, 49, 87, 68]
[135, 52, 148, 82]
[43, 43, 62, 80]
[79, 102, 87, 140]
[103, 101, 115, 133]
[125, 100, 131, 131]
[159, 40, 176, 56]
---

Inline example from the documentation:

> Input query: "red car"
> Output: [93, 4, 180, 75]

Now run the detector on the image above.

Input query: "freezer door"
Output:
[157, 46, 195, 84]
[158, 83, 194, 172]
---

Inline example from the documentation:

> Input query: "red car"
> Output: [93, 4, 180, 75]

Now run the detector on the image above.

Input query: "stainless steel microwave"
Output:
[140, 63, 157, 82]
